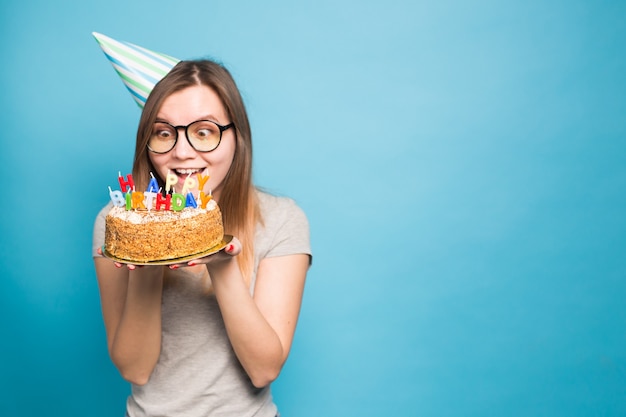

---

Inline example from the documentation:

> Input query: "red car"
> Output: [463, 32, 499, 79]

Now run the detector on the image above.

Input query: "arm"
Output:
[205, 244, 309, 388]
[94, 256, 164, 385]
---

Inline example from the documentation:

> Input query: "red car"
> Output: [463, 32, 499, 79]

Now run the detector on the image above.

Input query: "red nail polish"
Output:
[227, 244, 234, 252]
[188, 262, 196, 266]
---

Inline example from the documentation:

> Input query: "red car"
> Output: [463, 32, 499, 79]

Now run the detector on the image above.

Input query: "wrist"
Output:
[206, 257, 240, 284]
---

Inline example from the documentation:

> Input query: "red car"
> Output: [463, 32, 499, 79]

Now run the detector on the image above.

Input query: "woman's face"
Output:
[148, 85, 236, 201]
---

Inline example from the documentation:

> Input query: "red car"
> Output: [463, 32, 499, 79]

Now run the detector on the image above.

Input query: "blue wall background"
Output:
[1, 0, 625, 416]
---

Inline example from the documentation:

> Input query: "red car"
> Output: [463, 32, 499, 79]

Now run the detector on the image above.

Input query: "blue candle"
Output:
[185, 192, 198, 208]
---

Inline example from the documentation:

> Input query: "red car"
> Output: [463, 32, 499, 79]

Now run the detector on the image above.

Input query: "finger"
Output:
[225, 236, 242, 256]
[186, 257, 210, 266]
[179, 237, 242, 267]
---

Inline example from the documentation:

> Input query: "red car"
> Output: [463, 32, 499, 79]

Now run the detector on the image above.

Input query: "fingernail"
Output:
[226, 244, 234, 252]
[188, 262, 196, 266]
[170, 264, 179, 269]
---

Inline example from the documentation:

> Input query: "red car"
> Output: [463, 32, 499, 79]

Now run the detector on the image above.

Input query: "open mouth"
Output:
[169, 168, 209, 193]
[173, 168, 204, 177]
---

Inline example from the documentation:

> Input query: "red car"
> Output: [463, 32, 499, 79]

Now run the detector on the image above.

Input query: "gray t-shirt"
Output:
[92, 190, 312, 417]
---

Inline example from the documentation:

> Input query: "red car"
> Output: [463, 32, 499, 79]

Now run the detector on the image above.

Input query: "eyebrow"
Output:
[155, 115, 223, 124]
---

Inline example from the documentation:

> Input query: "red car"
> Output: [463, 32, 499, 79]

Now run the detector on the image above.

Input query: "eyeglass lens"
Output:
[148, 120, 223, 153]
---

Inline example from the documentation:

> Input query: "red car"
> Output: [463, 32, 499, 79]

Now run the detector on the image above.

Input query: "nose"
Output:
[171, 128, 196, 159]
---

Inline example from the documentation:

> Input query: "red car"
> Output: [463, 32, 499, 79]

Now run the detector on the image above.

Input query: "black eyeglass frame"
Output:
[147, 120, 235, 154]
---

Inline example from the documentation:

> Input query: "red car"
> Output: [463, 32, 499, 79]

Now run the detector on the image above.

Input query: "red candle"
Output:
[155, 193, 171, 211]
[118, 172, 135, 193]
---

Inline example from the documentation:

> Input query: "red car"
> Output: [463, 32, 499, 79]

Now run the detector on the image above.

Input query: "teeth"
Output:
[175, 169, 201, 175]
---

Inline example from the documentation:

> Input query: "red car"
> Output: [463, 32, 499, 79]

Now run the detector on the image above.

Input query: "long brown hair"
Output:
[132, 60, 260, 285]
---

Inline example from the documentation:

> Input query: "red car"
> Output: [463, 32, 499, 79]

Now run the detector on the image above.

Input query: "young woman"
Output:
[92, 60, 311, 417]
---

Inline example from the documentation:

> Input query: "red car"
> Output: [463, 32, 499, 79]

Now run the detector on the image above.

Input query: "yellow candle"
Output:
[196, 173, 209, 192]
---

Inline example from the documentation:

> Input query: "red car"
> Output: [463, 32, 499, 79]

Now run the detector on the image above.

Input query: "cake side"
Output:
[105, 201, 224, 262]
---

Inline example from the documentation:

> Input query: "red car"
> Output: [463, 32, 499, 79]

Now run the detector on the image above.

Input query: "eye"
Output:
[153, 123, 175, 140]
[190, 121, 219, 141]
[195, 128, 211, 139]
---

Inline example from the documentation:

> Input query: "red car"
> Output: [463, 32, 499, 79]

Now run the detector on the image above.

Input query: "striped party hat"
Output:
[93, 32, 180, 108]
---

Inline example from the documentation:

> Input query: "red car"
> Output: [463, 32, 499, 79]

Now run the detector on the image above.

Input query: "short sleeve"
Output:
[266, 199, 311, 260]
[255, 192, 312, 264]
[92, 203, 112, 257]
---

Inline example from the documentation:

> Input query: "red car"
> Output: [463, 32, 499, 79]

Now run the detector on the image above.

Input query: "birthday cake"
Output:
[103, 172, 224, 263]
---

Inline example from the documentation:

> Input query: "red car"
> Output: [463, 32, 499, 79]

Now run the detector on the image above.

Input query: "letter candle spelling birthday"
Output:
[155, 193, 172, 210]
[181, 173, 197, 195]
[165, 170, 178, 193]
[108, 172, 209, 211]
[108, 187, 125, 207]
[197, 173, 209, 191]
[147, 172, 159, 193]
[118, 172, 135, 192]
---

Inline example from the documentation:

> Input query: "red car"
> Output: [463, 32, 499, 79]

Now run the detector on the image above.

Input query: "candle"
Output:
[132, 191, 146, 209]
[144, 191, 157, 211]
[155, 193, 171, 211]
[196, 173, 209, 192]
[125, 191, 132, 210]
[165, 170, 178, 193]
[147, 172, 159, 193]
[185, 192, 198, 208]
[171, 193, 185, 211]
[199, 191, 212, 209]
[118, 172, 135, 193]
[108, 186, 125, 207]
[181, 174, 197, 195]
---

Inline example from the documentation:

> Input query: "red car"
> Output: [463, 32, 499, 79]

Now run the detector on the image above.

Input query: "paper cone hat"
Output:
[93, 32, 180, 108]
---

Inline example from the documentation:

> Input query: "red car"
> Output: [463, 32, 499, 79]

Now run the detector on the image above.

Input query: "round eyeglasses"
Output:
[147, 120, 235, 154]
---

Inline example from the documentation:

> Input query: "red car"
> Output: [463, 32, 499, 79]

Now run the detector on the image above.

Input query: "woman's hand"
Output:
[167, 236, 242, 270]
[97, 246, 149, 270]
[97, 238, 241, 272]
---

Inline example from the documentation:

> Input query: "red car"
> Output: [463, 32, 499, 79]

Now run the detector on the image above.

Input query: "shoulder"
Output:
[254, 189, 311, 259]
[256, 189, 309, 230]
[257, 189, 306, 216]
